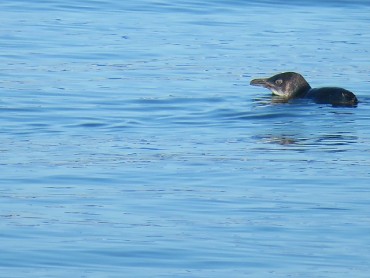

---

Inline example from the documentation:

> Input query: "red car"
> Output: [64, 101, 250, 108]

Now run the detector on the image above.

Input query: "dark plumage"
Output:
[250, 72, 358, 106]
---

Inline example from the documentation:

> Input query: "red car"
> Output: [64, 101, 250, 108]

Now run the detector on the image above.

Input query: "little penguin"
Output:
[250, 72, 358, 106]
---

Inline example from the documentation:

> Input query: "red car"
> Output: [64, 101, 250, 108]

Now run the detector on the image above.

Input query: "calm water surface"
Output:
[1, 0, 370, 277]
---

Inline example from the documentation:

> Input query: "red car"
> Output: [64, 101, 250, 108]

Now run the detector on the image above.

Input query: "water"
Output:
[1, 0, 370, 277]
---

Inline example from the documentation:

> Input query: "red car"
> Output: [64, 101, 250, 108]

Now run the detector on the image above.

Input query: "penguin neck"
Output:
[294, 83, 312, 98]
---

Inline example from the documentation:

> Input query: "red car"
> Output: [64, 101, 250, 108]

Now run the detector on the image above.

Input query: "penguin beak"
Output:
[250, 78, 270, 88]
[250, 77, 283, 97]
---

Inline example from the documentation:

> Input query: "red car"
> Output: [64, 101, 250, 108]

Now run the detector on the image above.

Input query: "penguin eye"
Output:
[275, 79, 283, 85]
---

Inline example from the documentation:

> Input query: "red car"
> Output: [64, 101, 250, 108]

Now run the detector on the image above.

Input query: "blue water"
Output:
[1, 0, 370, 277]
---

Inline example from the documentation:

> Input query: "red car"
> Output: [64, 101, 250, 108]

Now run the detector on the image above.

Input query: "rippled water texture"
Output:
[1, 0, 370, 277]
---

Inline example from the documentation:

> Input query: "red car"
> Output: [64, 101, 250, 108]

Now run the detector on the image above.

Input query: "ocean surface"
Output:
[1, 0, 370, 277]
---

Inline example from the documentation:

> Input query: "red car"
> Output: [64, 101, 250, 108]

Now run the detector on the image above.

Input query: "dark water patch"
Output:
[310, 207, 350, 211]
[314, 134, 358, 145]
[68, 122, 109, 128]
[129, 96, 225, 108]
